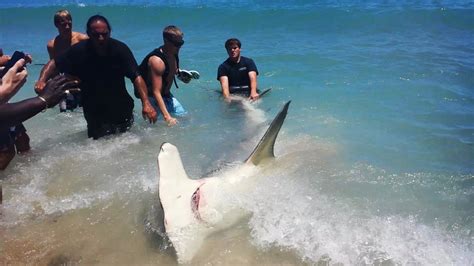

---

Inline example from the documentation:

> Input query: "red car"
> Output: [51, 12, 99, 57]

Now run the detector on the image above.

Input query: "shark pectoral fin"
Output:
[245, 101, 291, 165]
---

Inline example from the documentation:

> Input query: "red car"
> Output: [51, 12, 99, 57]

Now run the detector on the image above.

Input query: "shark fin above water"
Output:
[245, 100, 291, 165]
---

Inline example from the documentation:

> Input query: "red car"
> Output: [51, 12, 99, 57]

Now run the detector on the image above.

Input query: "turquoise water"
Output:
[1, 1, 473, 265]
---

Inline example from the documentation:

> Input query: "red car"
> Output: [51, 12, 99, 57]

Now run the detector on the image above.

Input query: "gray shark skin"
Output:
[245, 100, 290, 165]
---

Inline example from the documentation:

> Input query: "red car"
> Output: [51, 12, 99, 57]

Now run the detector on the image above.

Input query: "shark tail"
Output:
[245, 101, 291, 165]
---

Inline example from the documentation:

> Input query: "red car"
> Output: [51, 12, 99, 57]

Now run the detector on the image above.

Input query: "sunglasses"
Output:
[89, 31, 110, 39]
[166, 37, 184, 48]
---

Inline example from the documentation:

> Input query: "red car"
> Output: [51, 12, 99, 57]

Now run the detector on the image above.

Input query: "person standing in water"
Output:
[0, 51, 33, 169]
[35, 15, 157, 139]
[1, 58, 79, 169]
[138, 25, 189, 127]
[217, 38, 259, 102]
[36, 9, 88, 112]
[46, 10, 89, 59]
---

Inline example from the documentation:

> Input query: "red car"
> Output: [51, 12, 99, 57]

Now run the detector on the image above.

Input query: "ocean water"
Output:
[1, 0, 473, 265]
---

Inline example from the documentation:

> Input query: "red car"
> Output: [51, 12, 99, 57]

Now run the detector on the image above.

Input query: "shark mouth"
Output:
[191, 185, 203, 221]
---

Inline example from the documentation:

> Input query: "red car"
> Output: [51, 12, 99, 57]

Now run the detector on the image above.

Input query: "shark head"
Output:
[157, 101, 291, 263]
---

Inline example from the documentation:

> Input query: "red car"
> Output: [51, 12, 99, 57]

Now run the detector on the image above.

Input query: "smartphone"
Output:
[0, 51, 26, 78]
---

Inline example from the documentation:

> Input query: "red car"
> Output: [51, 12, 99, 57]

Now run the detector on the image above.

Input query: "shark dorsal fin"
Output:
[245, 101, 291, 165]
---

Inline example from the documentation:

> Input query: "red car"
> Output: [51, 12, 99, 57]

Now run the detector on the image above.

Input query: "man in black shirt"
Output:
[217, 38, 259, 102]
[36, 15, 156, 139]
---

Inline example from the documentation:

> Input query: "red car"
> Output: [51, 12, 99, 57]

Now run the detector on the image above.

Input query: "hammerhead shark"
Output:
[157, 101, 291, 263]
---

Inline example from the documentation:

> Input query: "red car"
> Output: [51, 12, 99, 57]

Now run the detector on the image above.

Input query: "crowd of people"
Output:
[0, 10, 261, 171]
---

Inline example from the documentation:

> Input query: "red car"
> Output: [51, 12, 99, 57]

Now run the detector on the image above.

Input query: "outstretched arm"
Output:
[35, 59, 59, 93]
[248, 71, 259, 101]
[149, 56, 177, 126]
[0, 97, 48, 129]
[219, 76, 231, 102]
[133, 75, 157, 124]
[1, 75, 80, 130]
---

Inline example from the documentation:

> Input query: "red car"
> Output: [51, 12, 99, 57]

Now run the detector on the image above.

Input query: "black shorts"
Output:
[0, 124, 26, 151]
[87, 115, 134, 140]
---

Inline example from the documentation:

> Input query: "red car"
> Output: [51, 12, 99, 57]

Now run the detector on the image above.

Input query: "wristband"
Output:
[38, 96, 48, 110]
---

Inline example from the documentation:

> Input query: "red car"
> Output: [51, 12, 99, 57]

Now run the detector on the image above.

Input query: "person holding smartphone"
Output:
[0, 58, 79, 170]
[0, 54, 28, 100]
[0, 52, 34, 169]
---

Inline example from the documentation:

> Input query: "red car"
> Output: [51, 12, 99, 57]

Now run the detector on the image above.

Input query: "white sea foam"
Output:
[236, 139, 473, 265]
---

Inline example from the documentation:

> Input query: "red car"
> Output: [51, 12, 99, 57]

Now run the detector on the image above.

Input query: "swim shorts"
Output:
[149, 94, 187, 117]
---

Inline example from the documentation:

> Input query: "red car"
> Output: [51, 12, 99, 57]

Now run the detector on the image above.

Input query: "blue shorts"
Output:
[149, 95, 187, 117]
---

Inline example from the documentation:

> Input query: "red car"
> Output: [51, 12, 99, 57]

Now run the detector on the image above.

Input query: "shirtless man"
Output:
[37, 10, 88, 111]
[47, 10, 88, 59]
[138, 25, 187, 126]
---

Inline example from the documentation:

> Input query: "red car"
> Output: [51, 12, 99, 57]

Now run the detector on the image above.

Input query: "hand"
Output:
[34, 80, 46, 94]
[249, 92, 259, 101]
[177, 71, 192, 84]
[164, 116, 177, 127]
[38, 74, 80, 108]
[142, 102, 157, 123]
[0, 59, 28, 102]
